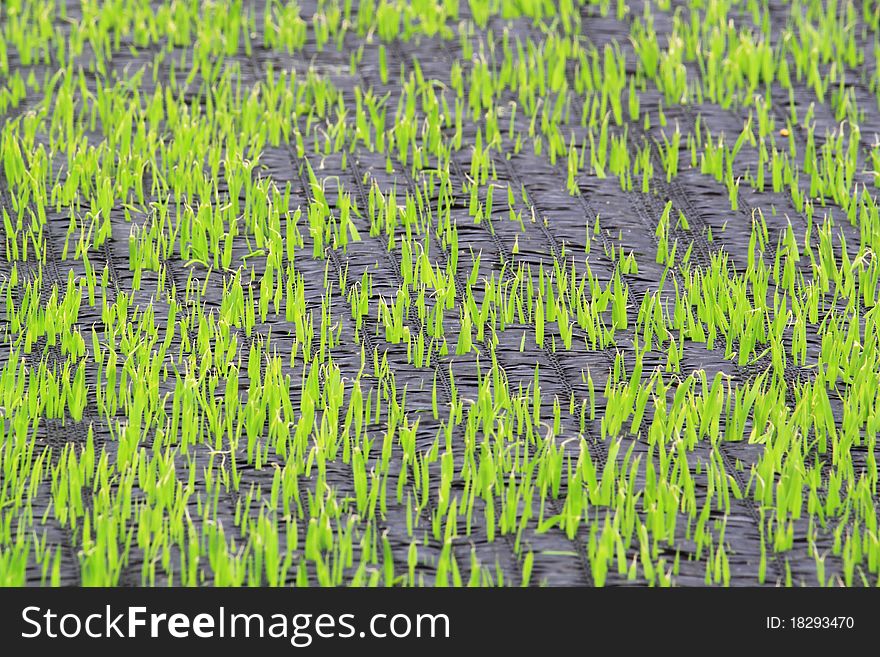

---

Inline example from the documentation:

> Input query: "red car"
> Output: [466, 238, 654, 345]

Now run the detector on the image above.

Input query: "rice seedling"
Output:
[0, 0, 879, 589]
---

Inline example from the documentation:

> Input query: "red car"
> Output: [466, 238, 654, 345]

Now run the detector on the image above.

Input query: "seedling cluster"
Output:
[0, 0, 879, 587]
